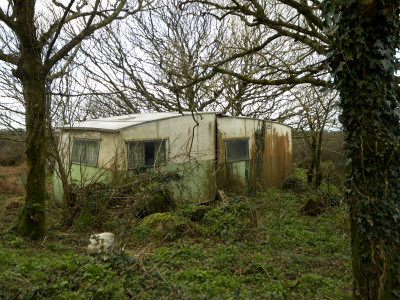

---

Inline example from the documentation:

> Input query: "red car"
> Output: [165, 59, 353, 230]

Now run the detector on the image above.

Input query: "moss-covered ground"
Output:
[0, 166, 351, 299]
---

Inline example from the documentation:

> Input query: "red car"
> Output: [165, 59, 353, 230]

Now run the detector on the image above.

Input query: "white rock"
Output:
[87, 232, 115, 255]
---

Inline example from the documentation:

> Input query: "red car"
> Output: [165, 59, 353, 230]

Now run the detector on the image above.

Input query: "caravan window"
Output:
[225, 139, 249, 162]
[127, 140, 166, 169]
[71, 139, 100, 166]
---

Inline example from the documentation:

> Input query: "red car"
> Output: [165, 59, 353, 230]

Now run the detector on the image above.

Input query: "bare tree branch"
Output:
[0, 49, 18, 65]
[0, 7, 16, 30]
[44, 0, 143, 72]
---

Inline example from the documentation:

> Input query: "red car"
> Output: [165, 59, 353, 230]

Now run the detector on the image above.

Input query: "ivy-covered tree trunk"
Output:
[14, 1, 47, 239]
[324, 0, 400, 298]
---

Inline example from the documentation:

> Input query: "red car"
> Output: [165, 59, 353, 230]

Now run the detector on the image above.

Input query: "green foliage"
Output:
[2, 234, 25, 248]
[180, 204, 212, 222]
[283, 166, 342, 193]
[67, 182, 111, 232]
[0, 248, 178, 299]
[0, 185, 351, 299]
[204, 197, 257, 241]
[293, 167, 308, 181]
[300, 189, 343, 217]
[316, 189, 342, 208]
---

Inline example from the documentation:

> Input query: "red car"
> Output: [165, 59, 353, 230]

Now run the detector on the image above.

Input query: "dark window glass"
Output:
[225, 139, 249, 162]
[71, 139, 100, 166]
[128, 140, 166, 169]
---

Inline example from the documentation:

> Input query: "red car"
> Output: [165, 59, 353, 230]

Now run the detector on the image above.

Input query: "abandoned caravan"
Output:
[53, 112, 293, 206]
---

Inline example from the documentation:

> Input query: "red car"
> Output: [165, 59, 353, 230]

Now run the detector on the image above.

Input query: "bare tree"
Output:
[179, 0, 328, 88]
[76, 0, 291, 119]
[0, 0, 143, 239]
[289, 85, 338, 186]
[78, 0, 225, 115]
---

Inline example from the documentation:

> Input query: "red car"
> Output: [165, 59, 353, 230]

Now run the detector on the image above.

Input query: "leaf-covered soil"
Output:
[0, 167, 351, 299]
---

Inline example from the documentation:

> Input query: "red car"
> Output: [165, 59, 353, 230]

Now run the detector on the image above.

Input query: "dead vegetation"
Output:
[0, 138, 25, 167]
[0, 164, 25, 232]
[0, 164, 25, 195]
[61, 171, 180, 233]
[0, 175, 24, 195]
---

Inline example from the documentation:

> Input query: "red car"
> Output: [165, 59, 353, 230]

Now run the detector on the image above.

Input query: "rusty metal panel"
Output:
[254, 121, 293, 189]
[216, 117, 293, 194]
[269, 123, 294, 184]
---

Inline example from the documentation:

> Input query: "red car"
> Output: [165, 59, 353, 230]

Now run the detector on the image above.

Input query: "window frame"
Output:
[127, 139, 167, 169]
[224, 138, 250, 162]
[71, 139, 100, 167]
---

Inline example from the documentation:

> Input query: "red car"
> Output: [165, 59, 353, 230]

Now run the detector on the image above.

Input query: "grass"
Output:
[0, 167, 351, 299]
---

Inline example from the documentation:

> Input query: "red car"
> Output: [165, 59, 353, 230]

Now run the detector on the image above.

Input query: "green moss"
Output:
[140, 213, 189, 241]
[142, 212, 176, 226]
[301, 195, 320, 216]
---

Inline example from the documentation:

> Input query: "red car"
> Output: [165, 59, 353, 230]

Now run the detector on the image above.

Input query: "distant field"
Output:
[0, 165, 351, 299]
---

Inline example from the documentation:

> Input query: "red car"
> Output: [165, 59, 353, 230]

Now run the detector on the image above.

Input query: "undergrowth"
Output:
[0, 168, 351, 299]
[62, 171, 179, 232]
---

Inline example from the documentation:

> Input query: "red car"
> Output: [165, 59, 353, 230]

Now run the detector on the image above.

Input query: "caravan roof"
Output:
[57, 112, 215, 132]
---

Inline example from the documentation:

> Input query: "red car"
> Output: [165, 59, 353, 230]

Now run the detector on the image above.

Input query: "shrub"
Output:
[204, 196, 257, 240]
[281, 175, 307, 192]
[317, 189, 342, 208]
[301, 190, 342, 216]
[65, 182, 111, 232]
[320, 161, 345, 189]
[132, 183, 176, 219]
[138, 212, 191, 241]
[108, 171, 179, 219]
[63, 170, 180, 233]
[180, 204, 212, 222]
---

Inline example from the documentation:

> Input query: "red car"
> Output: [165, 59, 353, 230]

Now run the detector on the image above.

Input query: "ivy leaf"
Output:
[381, 60, 393, 72]
[345, 52, 354, 61]
[374, 40, 384, 49]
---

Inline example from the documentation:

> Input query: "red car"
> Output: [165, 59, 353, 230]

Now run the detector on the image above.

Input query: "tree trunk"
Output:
[324, 0, 400, 297]
[307, 136, 317, 183]
[14, 1, 47, 239]
[307, 134, 322, 187]
[314, 130, 323, 187]
[16, 70, 47, 239]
